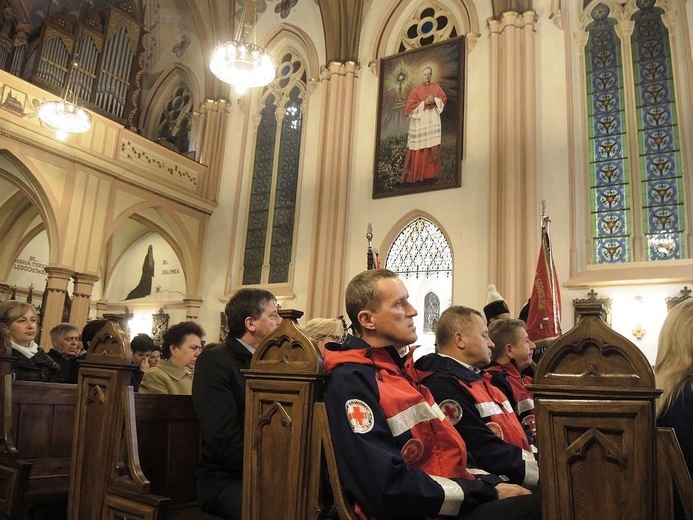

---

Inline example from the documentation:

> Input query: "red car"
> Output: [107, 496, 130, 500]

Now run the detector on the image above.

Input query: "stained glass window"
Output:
[586, 4, 631, 263]
[386, 217, 452, 279]
[156, 83, 193, 154]
[242, 50, 307, 286]
[399, 1, 458, 52]
[631, 0, 686, 260]
[585, 1, 687, 264]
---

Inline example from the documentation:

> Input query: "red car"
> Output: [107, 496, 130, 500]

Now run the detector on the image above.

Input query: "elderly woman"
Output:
[0, 301, 60, 382]
[302, 317, 346, 354]
[139, 321, 204, 395]
[655, 298, 693, 520]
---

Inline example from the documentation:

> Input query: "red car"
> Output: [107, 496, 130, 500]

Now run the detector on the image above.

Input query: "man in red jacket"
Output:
[323, 269, 541, 519]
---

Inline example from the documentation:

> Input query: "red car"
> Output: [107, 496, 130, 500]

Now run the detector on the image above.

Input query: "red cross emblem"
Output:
[439, 399, 463, 425]
[345, 399, 374, 434]
[401, 438, 424, 465]
[487, 421, 504, 440]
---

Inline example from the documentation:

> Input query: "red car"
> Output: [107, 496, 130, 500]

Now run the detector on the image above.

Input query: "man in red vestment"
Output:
[401, 66, 447, 183]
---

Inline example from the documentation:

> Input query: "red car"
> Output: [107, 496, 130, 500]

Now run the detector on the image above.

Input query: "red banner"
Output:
[526, 217, 562, 341]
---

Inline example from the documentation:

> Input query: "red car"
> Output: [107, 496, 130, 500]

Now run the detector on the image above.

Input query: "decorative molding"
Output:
[118, 139, 199, 187]
[573, 288, 612, 326]
[665, 285, 691, 311]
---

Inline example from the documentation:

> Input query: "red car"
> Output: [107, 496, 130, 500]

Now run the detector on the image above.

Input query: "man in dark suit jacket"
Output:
[47, 323, 80, 383]
[192, 289, 282, 520]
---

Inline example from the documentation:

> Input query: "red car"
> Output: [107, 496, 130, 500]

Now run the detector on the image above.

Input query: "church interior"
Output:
[0, 0, 691, 366]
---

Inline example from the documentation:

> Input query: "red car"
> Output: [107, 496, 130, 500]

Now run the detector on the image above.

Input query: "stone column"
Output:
[69, 273, 100, 331]
[184, 298, 203, 322]
[487, 10, 539, 313]
[40, 266, 74, 351]
[306, 61, 359, 319]
[197, 99, 230, 203]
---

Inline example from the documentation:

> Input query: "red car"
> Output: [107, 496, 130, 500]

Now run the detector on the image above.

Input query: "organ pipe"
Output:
[6, 1, 145, 127]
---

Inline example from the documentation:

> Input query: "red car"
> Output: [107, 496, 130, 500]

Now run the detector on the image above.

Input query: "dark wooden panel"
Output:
[133, 394, 200, 507]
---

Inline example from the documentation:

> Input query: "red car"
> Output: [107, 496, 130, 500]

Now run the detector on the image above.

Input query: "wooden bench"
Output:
[530, 304, 693, 519]
[99, 387, 219, 519]
[0, 323, 77, 520]
[67, 320, 219, 519]
[243, 309, 356, 520]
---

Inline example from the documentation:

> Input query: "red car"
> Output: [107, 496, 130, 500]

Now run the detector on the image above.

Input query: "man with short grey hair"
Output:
[47, 323, 80, 383]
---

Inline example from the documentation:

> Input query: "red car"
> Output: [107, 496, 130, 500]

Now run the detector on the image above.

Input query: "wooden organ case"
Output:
[0, 0, 145, 130]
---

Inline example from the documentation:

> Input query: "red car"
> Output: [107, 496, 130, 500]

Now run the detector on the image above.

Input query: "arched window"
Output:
[156, 82, 193, 154]
[585, 1, 687, 264]
[386, 216, 452, 279]
[242, 49, 307, 286]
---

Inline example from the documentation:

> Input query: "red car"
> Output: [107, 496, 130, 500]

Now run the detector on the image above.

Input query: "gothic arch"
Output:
[103, 202, 200, 297]
[371, 0, 481, 61]
[380, 209, 455, 267]
[0, 151, 59, 270]
[140, 63, 202, 150]
[264, 24, 321, 86]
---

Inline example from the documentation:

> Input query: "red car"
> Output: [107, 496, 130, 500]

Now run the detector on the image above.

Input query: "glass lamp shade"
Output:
[38, 100, 92, 134]
[209, 41, 275, 93]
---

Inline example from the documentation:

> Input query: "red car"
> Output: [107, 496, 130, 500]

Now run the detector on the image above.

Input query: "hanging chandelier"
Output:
[209, 0, 275, 94]
[38, 58, 92, 140]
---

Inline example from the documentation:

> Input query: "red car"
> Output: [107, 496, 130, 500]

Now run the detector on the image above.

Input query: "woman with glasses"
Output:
[140, 321, 205, 395]
[303, 318, 347, 354]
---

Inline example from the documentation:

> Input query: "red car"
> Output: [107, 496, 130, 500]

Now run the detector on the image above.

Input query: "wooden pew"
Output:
[68, 321, 219, 519]
[243, 309, 357, 520]
[0, 323, 77, 520]
[530, 304, 693, 519]
[100, 387, 219, 519]
[132, 392, 200, 513]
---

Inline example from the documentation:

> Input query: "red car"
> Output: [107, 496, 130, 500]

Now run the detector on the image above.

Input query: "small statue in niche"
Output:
[125, 245, 154, 300]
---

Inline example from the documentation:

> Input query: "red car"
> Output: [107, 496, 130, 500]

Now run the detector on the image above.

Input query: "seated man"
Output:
[323, 269, 540, 519]
[192, 289, 282, 520]
[487, 319, 537, 444]
[47, 323, 81, 383]
[416, 306, 538, 487]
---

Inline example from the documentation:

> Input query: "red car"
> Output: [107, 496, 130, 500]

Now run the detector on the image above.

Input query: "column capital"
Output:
[200, 98, 231, 114]
[183, 298, 203, 322]
[321, 61, 360, 80]
[44, 265, 75, 281]
[73, 272, 100, 285]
